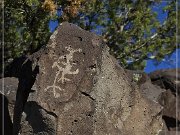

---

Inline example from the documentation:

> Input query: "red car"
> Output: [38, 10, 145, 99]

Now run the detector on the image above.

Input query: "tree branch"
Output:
[119, 33, 158, 59]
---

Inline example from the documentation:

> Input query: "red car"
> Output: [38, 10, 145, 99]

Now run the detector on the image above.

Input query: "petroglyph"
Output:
[44, 46, 82, 98]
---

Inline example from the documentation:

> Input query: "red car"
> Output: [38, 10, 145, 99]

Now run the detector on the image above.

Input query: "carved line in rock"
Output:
[44, 46, 82, 98]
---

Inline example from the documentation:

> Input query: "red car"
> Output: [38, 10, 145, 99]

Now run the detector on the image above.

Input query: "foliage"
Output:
[2, 0, 52, 66]
[73, 0, 178, 69]
[1, 0, 179, 71]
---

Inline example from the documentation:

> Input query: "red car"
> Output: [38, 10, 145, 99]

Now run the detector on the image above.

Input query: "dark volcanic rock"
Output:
[139, 73, 165, 102]
[0, 77, 18, 121]
[125, 70, 165, 102]
[149, 68, 180, 93]
[125, 69, 180, 134]
[13, 22, 163, 135]
[148, 69, 180, 133]
[159, 89, 180, 131]
[0, 77, 18, 135]
[0, 93, 13, 135]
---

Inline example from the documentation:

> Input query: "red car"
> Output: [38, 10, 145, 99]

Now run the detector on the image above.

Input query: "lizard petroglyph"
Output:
[44, 46, 82, 98]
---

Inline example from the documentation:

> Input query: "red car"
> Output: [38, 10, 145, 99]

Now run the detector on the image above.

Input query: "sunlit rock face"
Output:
[12, 22, 163, 135]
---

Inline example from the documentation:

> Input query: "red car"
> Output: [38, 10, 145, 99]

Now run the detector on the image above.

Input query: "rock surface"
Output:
[0, 77, 18, 135]
[0, 77, 18, 121]
[150, 69, 180, 133]
[126, 69, 180, 134]
[0, 93, 13, 135]
[125, 70, 165, 102]
[12, 22, 163, 135]
[149, 69, 180, 93]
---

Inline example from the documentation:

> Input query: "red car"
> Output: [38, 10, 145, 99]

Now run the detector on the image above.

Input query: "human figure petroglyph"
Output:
[44, 46, 82, 98]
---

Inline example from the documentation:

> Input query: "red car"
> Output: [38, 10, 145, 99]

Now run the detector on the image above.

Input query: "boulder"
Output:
[125, 70, 165, 102]
[159, 90, 180, 131]
[0, 77, 18, 135]
[149, 69, 180, 93]
[0, 77, 18, 121]
[130, 69, 180, 134]
[13, 22, 163, 135]
[149, 69, 180, 132]
[140, 77, 165, 103]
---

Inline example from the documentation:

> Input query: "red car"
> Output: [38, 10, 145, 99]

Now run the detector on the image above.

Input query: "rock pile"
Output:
[1, 22, 178, 135]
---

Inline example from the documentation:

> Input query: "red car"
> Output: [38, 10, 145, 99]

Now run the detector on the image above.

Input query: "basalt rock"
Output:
[125, 70, 165, 102]
[0, 77, 18, 135]
[126, 69, 180, 134]
[149, 69, 180, 93]
[0, 93, 13, 135]
[150, 69, 180, 133]
[0, 77, 18, 121]
[13, 22, 163, 135]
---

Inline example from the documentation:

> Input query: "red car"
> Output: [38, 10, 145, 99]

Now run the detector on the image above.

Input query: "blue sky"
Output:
[145, 1, 179, 73]
[49, 1, 179, 73]
[144, 49, 180, 73]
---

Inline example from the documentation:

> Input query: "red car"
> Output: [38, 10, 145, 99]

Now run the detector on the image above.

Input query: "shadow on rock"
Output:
[3, 55, 27, 78]
[21, 101, 57, 134]
[162, 115, 180, 131]
[13, 59, 39, 135]
[0, 93, 13, 135]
